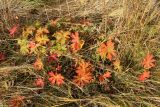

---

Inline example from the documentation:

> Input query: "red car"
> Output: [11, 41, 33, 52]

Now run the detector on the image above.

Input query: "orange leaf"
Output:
[71, 32, 80, 43]
[73, 60, 93, 87]
[48, 72, 64, 86]
[106, 40, 116, 61]
[73, 71, 93, 87]
[99, 71, 111, 83]
[76, 60, 92, 74]
[36, 27, 49, 36]
[33, 58, 44, 71]
[142, 53, 156, 69]
[28, 41, 39, 54]
[97, 43, 108, 59]
[70, 32, 84, 53]
[50, 18, 59, 26]
[28, 41, 36, 49]
[138, 71, 150, 82]
[103, 71, 111, 78]
[97, 40, 116, 61]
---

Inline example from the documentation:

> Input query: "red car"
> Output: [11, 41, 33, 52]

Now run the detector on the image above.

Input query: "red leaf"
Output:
[0, 52, 6, 61]
[56, 64, 62, 71]
[9, 25, 19, 37]
[9, 95, 25, 107]
[34, 77, 44, 87]
[99, 71, 111, 83]
[138, 71, 150, 82]
[48, 53, 58, 62]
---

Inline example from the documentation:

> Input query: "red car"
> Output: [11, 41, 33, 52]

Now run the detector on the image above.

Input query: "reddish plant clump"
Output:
[48, 72, 64, 86]
[138, 53, 156, 82]
[70, 32, 84, 53]
[138, 71, 150, 82]
[142, 53, 156, 69]
[8, 95, 25, 107]
[0, 52, 6, 61]
[48, 53, 58, 62]
[34, 77, 45, 87]
[33, 58, 44, 71]
[73, 71, 93, 87]
[97, 39, 116, 61]
[73, 61, 93, 87]
[99, 71, 111, 83]
[56, 64, 62, 71]
[9, 25, 19, 37]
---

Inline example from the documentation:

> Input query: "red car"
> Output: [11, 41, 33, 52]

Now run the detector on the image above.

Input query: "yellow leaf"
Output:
[113, 59, 122, 72]
[53, 31, 70, 45]
[35, 35, 49, 45]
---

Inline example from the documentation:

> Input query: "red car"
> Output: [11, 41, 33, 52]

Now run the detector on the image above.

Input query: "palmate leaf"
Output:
[50, 43, 67, 56]
[99, 71, 111, 83]
[73, 60, 93, 87]
[34, 78, 44, 87]
[37, 45, 47, 55]
[142, 53, 156, 69]
[71, 40, 84, 53]
[18, 38, 29, 55]
[36, 27, 49, 36]
[70, 32, 84, 53]
[35, 35, 49, 45]
[28, 41, 39, 54]
[9, 95, 25, 107]
[138, 71, 150, 82]
[33, 58, 44, 71]
[22, 26, 35, 37]
[73, 71, 93, 87]
[20, 46, 29, 55]
[48, 72, 64, 86]
[106, 40, 117, 61]
[9, 25, 19, 37]
[97, 43, 107, 59]
[18, 38, 28, 46]
[97, 40, 116, 61]
[53, 31, 70, 45]
[113, 59, 122, 72]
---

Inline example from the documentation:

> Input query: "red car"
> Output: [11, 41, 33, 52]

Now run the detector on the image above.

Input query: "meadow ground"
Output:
[0, 0, 160, 107]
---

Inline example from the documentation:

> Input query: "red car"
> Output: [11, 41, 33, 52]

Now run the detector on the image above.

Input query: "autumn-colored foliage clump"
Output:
[8, 96, 25, 107]
[48, 72, 64, 86]
[99, 71, 111, 83]
[138, 53, 156, 82]
[97, 39, 116, 61]
[73, 60, 93, 87]
[10, 19, 157, 106]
